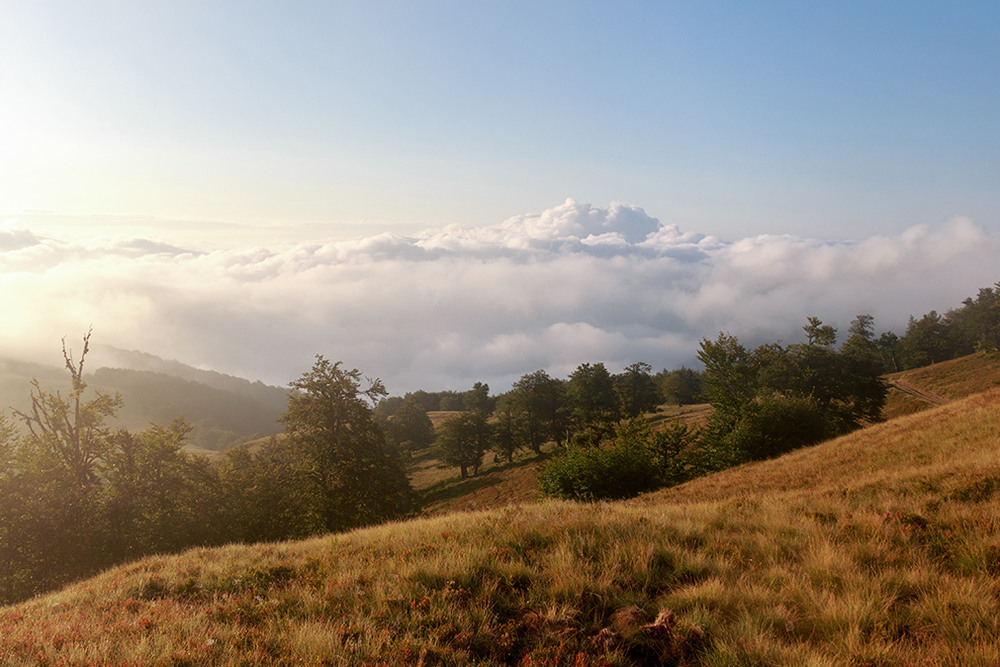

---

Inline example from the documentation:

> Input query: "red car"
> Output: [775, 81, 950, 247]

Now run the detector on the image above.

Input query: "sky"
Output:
[1, 2, 998, 393]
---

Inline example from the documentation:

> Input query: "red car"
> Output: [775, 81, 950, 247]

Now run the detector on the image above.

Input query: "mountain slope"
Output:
[882, 352, 1000, 419]
[0, 354, 288, 452]
[3, 387, 1000, 665]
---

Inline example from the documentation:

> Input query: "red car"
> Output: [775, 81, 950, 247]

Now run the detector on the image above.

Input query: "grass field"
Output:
[3, 375, 1000, 664]
[883, 352, 1000, 420]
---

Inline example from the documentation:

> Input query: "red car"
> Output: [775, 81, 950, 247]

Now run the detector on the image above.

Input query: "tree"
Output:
[946, 283, 1000, 355]
[13, 330, 123, 489]
[803, 316, 837, 347]
[385, 396, 436, 452]
[511, 370, 567, 452]
[491, 394, 527, 463]
[103, 418, 222, 559]
[656, 366, 703, 406]
[566, 362, 618, 431]
[900, 311, 952, 368]
[614, 362, 662, 418]
[696, 333, 756, 424]
[698, 328, 886, 465]
[463, 381, 494, 415]
[280, 357, 412, 532]
[437, 411, 491, 478]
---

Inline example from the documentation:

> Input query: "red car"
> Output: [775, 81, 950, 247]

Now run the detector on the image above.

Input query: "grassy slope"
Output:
[4, 386, 1000, 664]
[883, 352, 1000, 420]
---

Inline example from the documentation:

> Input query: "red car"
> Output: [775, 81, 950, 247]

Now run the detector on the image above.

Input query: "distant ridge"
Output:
[0, 348, 288, 452]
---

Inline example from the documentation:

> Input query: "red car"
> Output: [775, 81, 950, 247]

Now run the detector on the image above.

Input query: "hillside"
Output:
[0, 355, 288, 452]
[3, 387, 1000, 664]
[882, 352, 1000, 420]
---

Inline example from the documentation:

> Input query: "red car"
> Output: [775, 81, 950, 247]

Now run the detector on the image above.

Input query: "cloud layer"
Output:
[2, 200, 996, 394]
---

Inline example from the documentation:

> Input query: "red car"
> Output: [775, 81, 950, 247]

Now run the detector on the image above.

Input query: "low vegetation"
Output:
[1, 281, 998, 664]
[2, 388, 999, 665]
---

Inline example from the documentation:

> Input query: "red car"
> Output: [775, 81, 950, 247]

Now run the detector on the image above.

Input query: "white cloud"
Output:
[0, 202, 996, 394]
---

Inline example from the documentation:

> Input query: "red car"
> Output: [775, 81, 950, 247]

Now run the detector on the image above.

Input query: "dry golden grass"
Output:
[4, 389, 1000, 664]
[883, 353, 1000, 421]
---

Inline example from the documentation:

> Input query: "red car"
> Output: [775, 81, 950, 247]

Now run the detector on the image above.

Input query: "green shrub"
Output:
[723, 395, 836, 461]
[539, 419, 702, 500]
[538, 439, 659, 500]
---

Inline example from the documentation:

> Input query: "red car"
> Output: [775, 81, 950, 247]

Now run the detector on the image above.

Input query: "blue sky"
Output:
[1, 2, 998, 390]
[3, 1, 998, 240]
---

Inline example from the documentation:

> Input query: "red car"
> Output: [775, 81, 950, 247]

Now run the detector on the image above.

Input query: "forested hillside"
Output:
[0, 356, 287, 452]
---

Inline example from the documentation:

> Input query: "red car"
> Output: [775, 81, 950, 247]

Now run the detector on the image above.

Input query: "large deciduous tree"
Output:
[613, 361, 662, 418]
[511, 370, 567, 452]
[280, 357, 412, 532]
[437, 411, 491, 479]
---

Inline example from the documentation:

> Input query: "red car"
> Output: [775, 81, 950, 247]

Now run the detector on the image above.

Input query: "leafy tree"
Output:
[280, 357, 413, 532]
[103, 418, 222, 559]
[655, 366, 703, 406]
[437, 411, 491, 478]
[439, 392, 465, 411]
[511, 370, 567, 452]
[385, 396, 436, 452]
[803, 316, 837, 347]
[217, 437, 320, 543]
[463, 381, 494, 415]
[696, 333, 757, 425]
[698, 327, 886, 465]
[566, 362, 618, 433]
[13, 331, 123, 489]
[877, 331, 902, 373]
[613, 361, 662, 418]
[900, 311, 953, 368]
[491, 395, 527, 463]
[946, 283, 1000, 355]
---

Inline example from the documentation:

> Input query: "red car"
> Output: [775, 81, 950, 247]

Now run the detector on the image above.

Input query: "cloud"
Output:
[0, 201, 996, 394]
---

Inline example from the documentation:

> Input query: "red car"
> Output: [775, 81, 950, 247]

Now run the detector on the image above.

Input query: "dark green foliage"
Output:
[217, 438, 322, 542]
[384, 396, 436, 452]
[613, 362, 662, 418]
[892, 282, 1000, 367]
[463, 381, 494, 415]
[718, 395, 836, 461]
[491, 395, 527, 463]
[437, 411, 491, 479]
[280, 357, 413, 532]
[539, 419, 702, 501]
[698, 321, 887, 465]
[947, 283, 1000, 356]
[538, 436, 659, 501]
[901, 311, 954, 368]
[655, 366, 703, 406]
[803, 316, 838, 346]
[566, 362, 619, 430]
[511, 370, 567, 453]
[0, 343, 415, 604]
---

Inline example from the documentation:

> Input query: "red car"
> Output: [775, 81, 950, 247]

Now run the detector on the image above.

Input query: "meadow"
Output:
[2, 374, 999, 664]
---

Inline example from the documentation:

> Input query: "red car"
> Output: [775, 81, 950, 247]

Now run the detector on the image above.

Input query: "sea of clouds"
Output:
[1, 199, 996, 394]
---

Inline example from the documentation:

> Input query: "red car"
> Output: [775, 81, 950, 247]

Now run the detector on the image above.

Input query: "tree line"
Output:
[376, 362, 701, 480]
[0, 334, 412, 604]
[1, 282, 995, 604]
[537, 281, 999, 500]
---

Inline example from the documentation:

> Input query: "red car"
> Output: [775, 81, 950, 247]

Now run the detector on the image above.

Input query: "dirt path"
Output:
[887, 379, 951, 406]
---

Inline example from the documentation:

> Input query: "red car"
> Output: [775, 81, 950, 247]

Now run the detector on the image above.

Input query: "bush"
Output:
[722, 395, 836, 462]
[539, 419, 702, 501]
[538, 440, 659, 500]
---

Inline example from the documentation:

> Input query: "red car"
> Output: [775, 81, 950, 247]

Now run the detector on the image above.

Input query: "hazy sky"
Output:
[1, 2, 998, 392]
